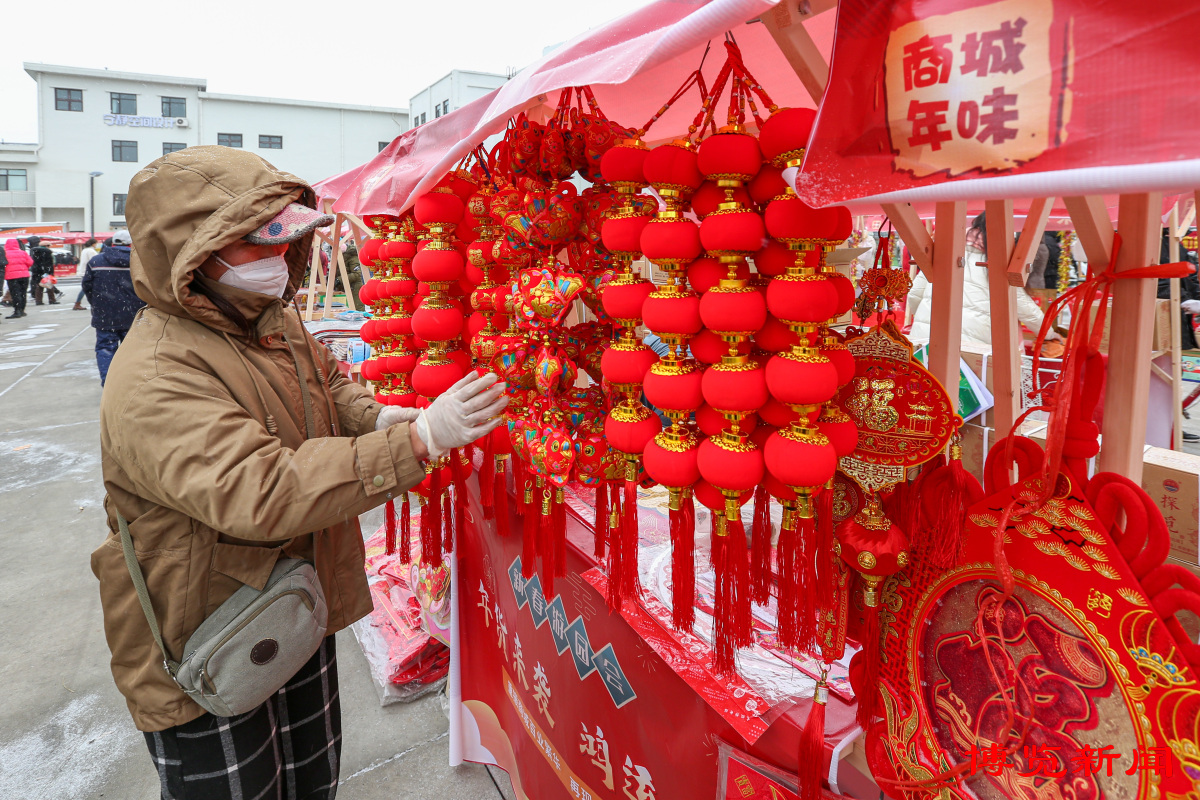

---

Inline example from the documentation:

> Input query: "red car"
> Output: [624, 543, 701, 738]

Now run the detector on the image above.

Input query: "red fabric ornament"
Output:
[604, 405, 662, 454]
[764, 428, 837, 491]
[414, 191, 465, 226]
[411, 306, 464, 342]
[765, 352, 838, 406]
[601, 211, 653, 257]
[701, 361, 768, 412]
[643, 435, 701, 489]
[600, 339, 658, 385]
[699, 285, 766, 334]
[600, 277, 653, 322]
[699, 208, 766, 256]
[411, 359, 465, 398]
[412, 246, 464, 283]
[643, 140, 704, 193]
[766, 273, 839, 324]
[600, 139, 649, 188]
[764, 194, 831, 242]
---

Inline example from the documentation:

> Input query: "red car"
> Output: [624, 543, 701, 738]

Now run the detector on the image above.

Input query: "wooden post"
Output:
[1169, 202, 1183, 450]
[761, 1, 829, 104]
[1007, 197, 1052, 287]
[1098, 192, 1163, 481]
[880, 202, 934, 276]
[928, 201, 967, 408]
[985, 198, 1021, 439]
[303, 231, 324, 322]
[1062, 195, 1114, 268]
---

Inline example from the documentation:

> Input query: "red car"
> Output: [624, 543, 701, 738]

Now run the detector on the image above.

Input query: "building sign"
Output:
[0, 224, 65, 237]
[884, 0, 1054, 177]
[103, 114, 181, 128]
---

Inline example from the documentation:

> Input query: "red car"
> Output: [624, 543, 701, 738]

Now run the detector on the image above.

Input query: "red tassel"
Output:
[750, 485, 772, 605]
[553, 490, 566, 578]
[442, 489, 454, 554]
[479, 436, 496, 517]
[493, 461, 510, 537]
[420, 468, 442, 566]
[855, 604, 882, 729]
[815, 487, 835, 619]
[797, 514, 818, 652]
[670, 497, 696, 631]
[453, 481, 466, 554]
[930, 457, 971, 568]
[620, 477, 641, 602]
[539, 486, 555, 597]
[522, 475, 537, 579]
[776, 510, 801, 649]
[399, 494, 412, 563]
[384, 499, 398, 555]
[798, 679, 828, 800]
[604, 496, 624, 613]
[594, 483, 609, 559]
[712, 514, 751, 675]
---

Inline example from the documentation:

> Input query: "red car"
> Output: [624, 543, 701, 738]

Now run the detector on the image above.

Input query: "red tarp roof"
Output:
[322, 0, 834, 216]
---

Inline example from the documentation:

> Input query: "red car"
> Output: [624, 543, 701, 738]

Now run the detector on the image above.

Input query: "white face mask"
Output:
[215, 254, 290, 298]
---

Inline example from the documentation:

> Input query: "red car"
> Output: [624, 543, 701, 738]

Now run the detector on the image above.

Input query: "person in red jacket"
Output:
[3, 238, 32, 319]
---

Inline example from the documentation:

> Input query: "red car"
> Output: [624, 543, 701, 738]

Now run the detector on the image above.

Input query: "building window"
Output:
[110, 92, 137, 115]
[113, 194, 127, 216]
[378, 141, 389, 152]
[218, 133, 243, 148]
[442, 100, 450, 115]
[112, 140, 138, 162]
[54, 88, 82, 112]
[434, 106, 441, 119]
[258, 135, 282, 149]
[0, 169, 28, 191]
[418, 112, 426, 125]
[161, 96, 186, 117]
[163, 142, 186, 155]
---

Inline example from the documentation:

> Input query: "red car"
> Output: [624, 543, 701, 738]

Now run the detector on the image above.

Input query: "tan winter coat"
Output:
[91, 146, 426, 732]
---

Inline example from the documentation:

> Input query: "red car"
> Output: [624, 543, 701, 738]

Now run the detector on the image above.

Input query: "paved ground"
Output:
[0, 289, 517, 799]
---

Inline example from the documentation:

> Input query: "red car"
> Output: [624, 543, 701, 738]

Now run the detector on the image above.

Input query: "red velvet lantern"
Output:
[414, 191, 465, 227]
[601, 211, 653, 257]
[697, 436, 763, 495]
[764, 194, 829, 242]
[754, 316, 798, 353]
[601, 278, 653, 323]
[817, 403, 859, 458]
[412, 246, 464, 284]
[759, 398, 799, 428]
[643, 140, 704, 207]
[700, 284, 766, 335]
[696, 404, 757, 438]
[697, 127, 762, 182]
[763, 428, 837, 492]
[600, 139, 649, 190]
[692, 181, 752, 219]
[604, 404, 662, 454]
[643, 366, 703, 413]
[691, 328, 743, 364]
[754, 239, 794, 278]
[765, 352, 838, 407]
[642, 292, 701, 335]
[702, 361, 768, 413]
[699, 209, 766, 256]
[688, 256, 747, 293]
[766, 273, 839, 324]
[748, 165, 788, 208]
[758, 107, 817, 167]
[643, 435, 701, 489]
[411, 358, 464, 398]
[411, 305, 464, 342]
[640, 217, 701, 264]
[600, 340, 658, 386]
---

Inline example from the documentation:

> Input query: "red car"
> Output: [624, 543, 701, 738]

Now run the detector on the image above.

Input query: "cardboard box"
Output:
[958, 422, 989, 484]
[1162, 557, 1200, 644]
[1089, 298, 1173, 354]
[1141, 447, 1200, 565]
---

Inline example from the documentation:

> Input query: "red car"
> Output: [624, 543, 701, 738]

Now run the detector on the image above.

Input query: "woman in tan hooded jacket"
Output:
[93, 146, 506, 799]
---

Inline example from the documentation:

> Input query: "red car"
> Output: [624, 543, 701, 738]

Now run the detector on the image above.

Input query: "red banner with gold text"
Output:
[799, 0, 1200, 206]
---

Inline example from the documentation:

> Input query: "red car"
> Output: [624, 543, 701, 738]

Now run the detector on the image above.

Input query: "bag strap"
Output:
[117, 512, 181, 678]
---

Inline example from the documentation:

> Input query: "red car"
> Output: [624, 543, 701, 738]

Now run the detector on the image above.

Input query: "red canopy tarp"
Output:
[325, 0, 834, 216]
[797, 0, 1200, 208]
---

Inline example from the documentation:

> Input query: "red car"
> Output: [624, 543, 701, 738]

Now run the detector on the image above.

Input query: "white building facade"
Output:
[409, 70, 508, 129]
[0, 64, 409, 232]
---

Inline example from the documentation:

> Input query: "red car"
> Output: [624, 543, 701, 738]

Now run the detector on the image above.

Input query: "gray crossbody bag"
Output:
[119, 515, 328, 718]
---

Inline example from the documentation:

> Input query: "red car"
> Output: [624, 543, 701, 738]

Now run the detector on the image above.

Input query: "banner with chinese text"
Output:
[452, 488, 840, 800]
[800, 0, 1200, 206]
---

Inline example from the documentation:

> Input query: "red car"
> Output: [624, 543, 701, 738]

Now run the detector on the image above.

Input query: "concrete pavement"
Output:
[0, 304, 514, 799]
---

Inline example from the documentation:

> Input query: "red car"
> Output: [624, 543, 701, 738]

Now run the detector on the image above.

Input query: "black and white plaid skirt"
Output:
[144, 634, 341, 800]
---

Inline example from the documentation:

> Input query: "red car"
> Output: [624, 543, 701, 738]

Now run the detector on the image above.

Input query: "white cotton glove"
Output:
[375, 405, 422, 431]
[414, 372, 509, 458]
[1182, 299, 1200, 315]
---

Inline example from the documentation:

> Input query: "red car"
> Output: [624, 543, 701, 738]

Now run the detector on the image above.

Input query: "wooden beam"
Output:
[1174, 197, 1195, 239]
[928, 201, 968, 409]
[1062, 195, 1115, 269]
[985, 198, 1022, 439]
[762, 2, 829, 104]
[303, 232, 324, 322]
[1169, 202, 1183, 450]
[1006, 197, 1052, 287]
[881, 202, 934, 275]
[1098, 192, 1163, 481]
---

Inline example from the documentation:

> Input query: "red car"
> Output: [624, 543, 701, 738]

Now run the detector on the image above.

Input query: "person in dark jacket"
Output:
[27, 236, 61, 305]
[82, 230, 145, 385]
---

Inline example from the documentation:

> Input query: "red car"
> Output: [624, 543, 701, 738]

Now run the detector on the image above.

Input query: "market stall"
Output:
[308, 1, 1200, 798]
